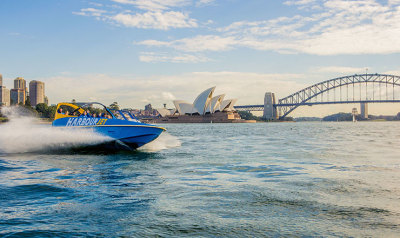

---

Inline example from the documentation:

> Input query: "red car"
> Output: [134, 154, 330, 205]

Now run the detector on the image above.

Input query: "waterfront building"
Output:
[0, 74, 3, 86]
[29, 80, 45, 106]
[10, 88, 26, 105]
[0, 86, 10, 106]
[170, 87, 238, 116]
[155, 87, 244, 123]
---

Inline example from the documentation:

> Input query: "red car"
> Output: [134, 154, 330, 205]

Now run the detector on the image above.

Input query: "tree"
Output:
[25, 96, 31, 106]
[109, 102, 120, 110]
[238, 111, 263, 121]
[35, 103, 49, 117]
[46, 105, 57, 119]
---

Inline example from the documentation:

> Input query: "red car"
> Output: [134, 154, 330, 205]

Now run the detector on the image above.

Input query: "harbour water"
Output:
[1, 121, 399, 237]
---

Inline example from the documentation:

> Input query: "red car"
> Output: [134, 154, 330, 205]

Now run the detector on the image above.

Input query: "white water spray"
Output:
[139, 131, 181, 152]
[0, 107, 112, 154]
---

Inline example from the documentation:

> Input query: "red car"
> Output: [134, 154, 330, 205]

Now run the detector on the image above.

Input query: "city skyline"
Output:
[0, 76, 45, 107]
[1, 0, 400, 116]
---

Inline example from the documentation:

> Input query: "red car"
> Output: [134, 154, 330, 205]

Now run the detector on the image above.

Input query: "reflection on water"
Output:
[1, 122, 400, 237]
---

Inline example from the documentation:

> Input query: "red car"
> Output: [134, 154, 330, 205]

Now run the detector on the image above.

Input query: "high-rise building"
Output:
[29, 80, 45, 106]
[10, 88, 26, 105]
[14, 77, 27, 100]
[14, 77, 26, 89]
[0, 86, 10, 106]
[0, 74, 10, 106]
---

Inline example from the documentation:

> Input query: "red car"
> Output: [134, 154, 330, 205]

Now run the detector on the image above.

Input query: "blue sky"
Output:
[1, 0, 400, 116]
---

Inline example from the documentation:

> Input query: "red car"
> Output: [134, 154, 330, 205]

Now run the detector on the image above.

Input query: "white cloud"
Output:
[196, 0, 216, 7]
[44, 72, 306, 109]
[137, 39, 171, 47]
[139, 52, 210, 63]
[139, 0, 400, 55]
[284, 0, 316, 6]
[72, 8, 106, 17]
[383, 69, 400, 75]
[75, 0, 201, 30]
[111, 11, 197, 29]
[8, 32, 21, 36]
[111, 0, 190, 11]
[89, 2, 103, 7]
[314, 66, 368, 74]
[138, 35, 237, 51]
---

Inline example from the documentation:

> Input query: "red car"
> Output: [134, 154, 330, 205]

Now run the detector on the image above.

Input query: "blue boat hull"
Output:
[93, 125, 164, 149]
[52, 117, 165, 150]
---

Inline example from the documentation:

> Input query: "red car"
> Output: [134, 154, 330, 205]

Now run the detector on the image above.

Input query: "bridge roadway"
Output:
[235, 100, 400, 111]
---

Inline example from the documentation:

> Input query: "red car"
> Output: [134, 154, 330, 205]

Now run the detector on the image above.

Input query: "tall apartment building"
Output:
[0, 87, 10, 106]
[29, 80, 45, 106]
[0, 74, 11, 106]
[14, 77, 26, 90]
[10, 77, 27, 105]
[10, 88, 26, 105]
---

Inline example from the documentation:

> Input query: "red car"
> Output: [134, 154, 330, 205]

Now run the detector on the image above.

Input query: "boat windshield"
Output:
[74, 102, 115, 118]
[109, 109, 140, 122]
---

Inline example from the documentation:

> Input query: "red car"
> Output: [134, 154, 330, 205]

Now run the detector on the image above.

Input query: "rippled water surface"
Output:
[1, 122, 400, 237]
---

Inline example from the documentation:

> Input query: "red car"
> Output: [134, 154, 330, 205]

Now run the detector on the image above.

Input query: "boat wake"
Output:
[0, 107, 113, 154]
[0, 107, 181, 154]
[139, 131, 182, 152]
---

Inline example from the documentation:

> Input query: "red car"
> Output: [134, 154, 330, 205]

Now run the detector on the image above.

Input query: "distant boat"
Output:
[52, 102, 165, 150]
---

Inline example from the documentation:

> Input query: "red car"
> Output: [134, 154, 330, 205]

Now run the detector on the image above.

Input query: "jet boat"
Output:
[52, 102, 165, 150]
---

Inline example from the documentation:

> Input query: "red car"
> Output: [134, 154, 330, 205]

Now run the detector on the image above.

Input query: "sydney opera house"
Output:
[155, 87, 245, 123]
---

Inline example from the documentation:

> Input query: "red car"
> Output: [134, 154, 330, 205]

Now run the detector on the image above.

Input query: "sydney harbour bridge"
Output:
[234, 74, 400, 120]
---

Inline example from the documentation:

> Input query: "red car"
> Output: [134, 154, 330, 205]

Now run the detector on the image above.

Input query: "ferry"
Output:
[52, 102, 165, 150]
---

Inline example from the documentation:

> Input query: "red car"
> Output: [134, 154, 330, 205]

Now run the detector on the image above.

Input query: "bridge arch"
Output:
[278, 74, 400, 119]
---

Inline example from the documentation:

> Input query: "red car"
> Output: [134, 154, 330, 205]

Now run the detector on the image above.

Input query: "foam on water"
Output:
[0, 107, 113, 154]
[139, 131, 181, 152]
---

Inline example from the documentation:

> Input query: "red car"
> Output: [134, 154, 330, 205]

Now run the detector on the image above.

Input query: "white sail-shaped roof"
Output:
[220, 99, 231, 111]
[193, 87, 215, 115]
[173, 100, 188, 115]
[179, 102, 198, 114]
[221, 99, 238, 112]
[156, 108, 172, 117]
[206, 94, 225, 113]
[228, 99, 237, 111]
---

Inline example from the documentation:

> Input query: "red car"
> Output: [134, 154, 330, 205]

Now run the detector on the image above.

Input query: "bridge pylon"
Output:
[263, 92, 278, 120]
